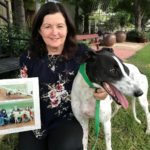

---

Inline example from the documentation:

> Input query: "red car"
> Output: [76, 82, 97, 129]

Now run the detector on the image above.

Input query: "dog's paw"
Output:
[135, 118, 141, 124]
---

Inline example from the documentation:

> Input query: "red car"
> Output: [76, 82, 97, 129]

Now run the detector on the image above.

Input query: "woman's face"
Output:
[39, 12, 68, 53]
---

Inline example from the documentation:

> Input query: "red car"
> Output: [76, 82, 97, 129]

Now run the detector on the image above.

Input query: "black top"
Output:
[19, 43, 90, 139]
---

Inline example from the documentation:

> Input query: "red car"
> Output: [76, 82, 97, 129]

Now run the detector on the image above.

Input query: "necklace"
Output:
[48, 55, 59, 71]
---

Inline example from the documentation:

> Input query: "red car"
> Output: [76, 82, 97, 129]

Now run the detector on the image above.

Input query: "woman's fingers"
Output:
[93, 88, 108, 100]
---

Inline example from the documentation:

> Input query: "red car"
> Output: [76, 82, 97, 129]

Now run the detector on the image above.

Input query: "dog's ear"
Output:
[100, 47, 114, 53]
[79, 50, 97, 64]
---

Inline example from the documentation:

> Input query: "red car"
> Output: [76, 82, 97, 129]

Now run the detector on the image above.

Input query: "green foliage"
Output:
[145, 31, 150, 41]
[9, 26, 30, 56]
[0, 26, 10, 54]
[116, 11, 131, 28]
[24, 0, 35, 11]
[78, 40, 90, 46]
[103, 16, 120, 32]
[127, 30, 149, 43]
[110, 0, 150, 31]
[0, 134, 19, 150]
[126, 30, 139, 42]
[0, 26, 30, 57]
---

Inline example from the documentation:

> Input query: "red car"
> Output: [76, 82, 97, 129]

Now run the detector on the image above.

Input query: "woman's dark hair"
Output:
[29, 2, 77, 59]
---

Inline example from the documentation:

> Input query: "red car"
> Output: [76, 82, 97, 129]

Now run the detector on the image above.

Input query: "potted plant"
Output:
[103, 33, 116, 46]
[137, 31, 147, 43]
[115, 31, 127, 43]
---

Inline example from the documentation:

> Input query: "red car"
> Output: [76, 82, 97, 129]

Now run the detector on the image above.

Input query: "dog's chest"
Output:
[72, 72, 113, 122]
[72, 73, 111, 118]
[81, 96, 96, 117]
[72, 72, 96, 117]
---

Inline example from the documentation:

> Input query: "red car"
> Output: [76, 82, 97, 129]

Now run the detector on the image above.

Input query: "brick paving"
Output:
[112, 42, 147, 60]
[91, 42, 147, 60]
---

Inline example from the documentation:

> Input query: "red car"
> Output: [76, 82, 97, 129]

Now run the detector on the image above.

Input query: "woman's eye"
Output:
[45, 26, 51, 29]
[57, 25, 64, 28]
[42, 25, 51, 29]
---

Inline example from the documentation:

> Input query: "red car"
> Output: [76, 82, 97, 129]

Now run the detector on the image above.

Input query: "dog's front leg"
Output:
[137, 95, 150, 134]
[111, 104, 121, 118]
[103, 120, 112, 150]
[79, 118, 89, 150]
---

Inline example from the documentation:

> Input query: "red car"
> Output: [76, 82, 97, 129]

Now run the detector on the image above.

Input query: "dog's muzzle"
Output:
[134, 89, 143, 97]
[102, 82, 129, 109]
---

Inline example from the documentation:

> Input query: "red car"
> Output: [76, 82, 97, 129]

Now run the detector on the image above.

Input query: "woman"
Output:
[19, 2, 107, 150]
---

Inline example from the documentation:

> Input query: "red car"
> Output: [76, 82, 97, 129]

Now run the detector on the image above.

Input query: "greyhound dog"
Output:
[71, 48, 149, 150]
[112, 62, 150, 133]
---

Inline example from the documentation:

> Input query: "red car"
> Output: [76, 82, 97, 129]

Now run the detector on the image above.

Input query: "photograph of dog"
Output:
[71, 48, 150, 150]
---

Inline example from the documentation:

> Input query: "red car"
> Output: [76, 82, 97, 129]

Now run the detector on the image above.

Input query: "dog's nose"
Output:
[134, 90, 143, 97]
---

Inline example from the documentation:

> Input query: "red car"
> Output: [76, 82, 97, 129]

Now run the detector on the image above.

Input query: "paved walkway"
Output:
[91, 42, 147, 60]
[106, 42, 147, 60]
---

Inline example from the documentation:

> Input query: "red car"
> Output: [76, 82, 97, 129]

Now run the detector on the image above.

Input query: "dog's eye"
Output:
[109, 68, 116, 74]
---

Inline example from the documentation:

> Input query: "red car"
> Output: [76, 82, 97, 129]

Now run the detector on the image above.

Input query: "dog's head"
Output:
[80, 47, 143, 109]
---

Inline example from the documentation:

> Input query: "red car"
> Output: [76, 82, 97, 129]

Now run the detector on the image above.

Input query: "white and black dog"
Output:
[71, 48, 150, 150]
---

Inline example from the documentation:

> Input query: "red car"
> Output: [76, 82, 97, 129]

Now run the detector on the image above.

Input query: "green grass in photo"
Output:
[0, 100, 33, 110]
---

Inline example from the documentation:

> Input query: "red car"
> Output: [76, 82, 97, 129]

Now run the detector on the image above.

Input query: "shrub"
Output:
[145, 31, 150, 41]
[0, 134, 19, 150]
[126, 30, 139, 42]
[0, 25, 30, 57]
[0, 26, 10, 54]
[127, 30, 148, 42]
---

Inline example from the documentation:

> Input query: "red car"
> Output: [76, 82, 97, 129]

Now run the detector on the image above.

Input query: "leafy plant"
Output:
[138, 31, 146, 38]
[145, 31, 150, 41]
[8, 26, 30, 56]
[0, 25, 30, 57]
[126, 30, 147, 42]
[0, 26, 10, 55]
[0, 134, 19, 150]
[126, 30, 139, 42]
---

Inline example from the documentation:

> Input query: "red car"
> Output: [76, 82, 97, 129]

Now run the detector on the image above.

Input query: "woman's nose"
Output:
[51, 27, 58, 35]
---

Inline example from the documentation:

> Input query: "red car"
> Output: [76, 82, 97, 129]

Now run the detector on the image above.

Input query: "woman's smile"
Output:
[39, 12, 68, 55]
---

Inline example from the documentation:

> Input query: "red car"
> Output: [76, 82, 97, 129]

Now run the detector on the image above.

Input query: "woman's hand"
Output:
[93, 88, 108, 100]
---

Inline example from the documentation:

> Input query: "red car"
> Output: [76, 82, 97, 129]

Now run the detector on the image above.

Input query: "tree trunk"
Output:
[12, 0, 26, 28]
[83, 14, 89, 33]
[35, 0, 41, 13]
[75, 3, 79, 33]
[0, 0, 7, 25]
[134, 0, 142, 32]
